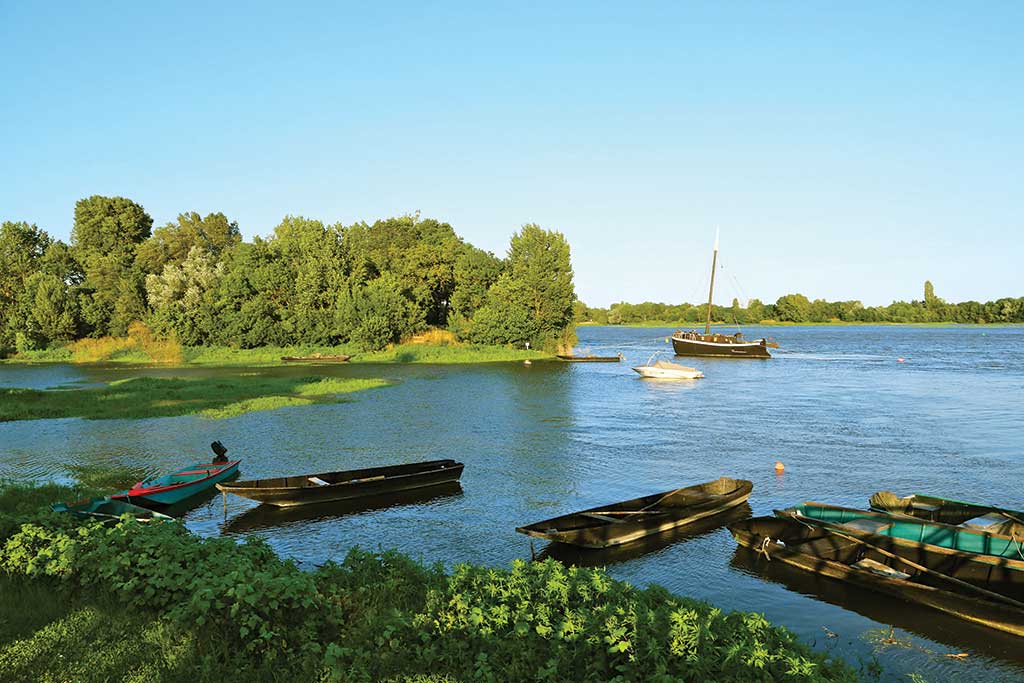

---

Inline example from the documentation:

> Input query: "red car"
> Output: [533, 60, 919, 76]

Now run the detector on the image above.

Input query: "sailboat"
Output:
[671, 230, 777, 359]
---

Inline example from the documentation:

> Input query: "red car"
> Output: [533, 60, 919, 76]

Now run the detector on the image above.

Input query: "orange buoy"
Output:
[774, 461, 785, 473]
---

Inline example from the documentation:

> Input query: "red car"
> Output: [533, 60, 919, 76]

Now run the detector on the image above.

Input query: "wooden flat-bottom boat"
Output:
[781, 502, 1024, 560]
[556, 354, 623, 362]
[217, 459, 464, 507]
[776, 504, 1024, 598]
[112, 460, 241, 506]
[51, 497, 176, 522]
[870, 491, 1024, 536]
[516, 477, 752, 549]
[730, 516, 1024, 637]
[281, 354, 351, 362]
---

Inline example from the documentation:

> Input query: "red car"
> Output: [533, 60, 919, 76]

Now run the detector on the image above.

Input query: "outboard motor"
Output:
[211, 441, 228, 463]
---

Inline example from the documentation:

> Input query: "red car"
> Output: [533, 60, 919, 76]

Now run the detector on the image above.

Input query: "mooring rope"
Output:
[755, 536, 773, 561]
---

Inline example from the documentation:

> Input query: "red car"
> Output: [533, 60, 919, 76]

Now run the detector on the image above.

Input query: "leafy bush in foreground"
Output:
[0, 501, 858, 682]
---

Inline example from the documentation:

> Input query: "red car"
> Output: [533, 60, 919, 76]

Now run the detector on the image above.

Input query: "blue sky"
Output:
[1, 2, 1021, 307]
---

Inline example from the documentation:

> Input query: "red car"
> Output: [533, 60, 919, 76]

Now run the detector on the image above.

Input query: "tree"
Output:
[146, 247, 225, 345]
[269, 216, 347, 344]
[136, 211, 240, 274]
[0, 221, 52, 349]
[71, 196, 153, 336]
[774, 294, 811, 322]
[468, 224, 576, 351]
[334, 275, 418, 350]
[451, 247, 504, 319]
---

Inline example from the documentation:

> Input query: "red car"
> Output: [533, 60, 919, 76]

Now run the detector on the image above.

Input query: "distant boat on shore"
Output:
[671, 229, 777, 359]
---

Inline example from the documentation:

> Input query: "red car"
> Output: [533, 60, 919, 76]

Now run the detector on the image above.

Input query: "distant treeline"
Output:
[577, 282, 1024, 325]
[0, 197, 576, 354]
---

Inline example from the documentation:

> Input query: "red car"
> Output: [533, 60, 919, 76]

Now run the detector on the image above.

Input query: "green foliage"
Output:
[0, 486, 859, 683]
[0, 374, 388, 422]
[3, 199, 580, 358]
[337, 275, 421, 351]
[587, 281, 1024, 326]
[467, 225, 576, 352]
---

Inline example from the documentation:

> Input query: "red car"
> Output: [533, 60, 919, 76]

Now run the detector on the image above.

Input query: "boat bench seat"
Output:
[174, 469, 215, 476]
[852, 558, 911, 580]
[839, 518, 894, 534]
[581, 513, 623, 524]
[910, 502, 941, 519]
[960, 513, 1011, 532]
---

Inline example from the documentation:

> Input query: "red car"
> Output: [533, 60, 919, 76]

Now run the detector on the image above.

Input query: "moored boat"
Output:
[516, 477, 752, 549]
[775, 503, 1024, 598]
[51, 497, 176, 522]
[869, 491, 1024, 535]
[217, 459, 465, 507]
[112, 459, 241, 506]
[281, 354, 351, 362]
[780, 502, 1024, 560]
[632, 359, 704, 380]
[671, 229, 777, 358]
[729, 516, 1024, 637]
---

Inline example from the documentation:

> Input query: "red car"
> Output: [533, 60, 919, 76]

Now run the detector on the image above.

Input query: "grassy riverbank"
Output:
[0, 375, 388, 422]
[4, 342, 548, 367]
[0, 482, 861, 683]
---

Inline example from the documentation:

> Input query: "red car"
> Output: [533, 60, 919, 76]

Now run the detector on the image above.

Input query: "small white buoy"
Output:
[897, 358, 905, 363]
[523, 359, 532, 366]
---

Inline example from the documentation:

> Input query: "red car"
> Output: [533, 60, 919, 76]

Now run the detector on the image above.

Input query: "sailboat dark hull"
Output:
[671, 333, 771, 358]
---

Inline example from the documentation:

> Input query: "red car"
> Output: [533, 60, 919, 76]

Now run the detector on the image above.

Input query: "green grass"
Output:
[0, 576, 288, 683]
[0, 375, 389, 422]
[4, 343, 550, 367]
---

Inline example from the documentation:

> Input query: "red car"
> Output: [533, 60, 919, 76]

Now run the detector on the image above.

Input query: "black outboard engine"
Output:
[210, 441, 228, 463]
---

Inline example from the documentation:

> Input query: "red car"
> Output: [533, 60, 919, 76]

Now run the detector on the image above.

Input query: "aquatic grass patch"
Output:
[0, 375, 389, 422]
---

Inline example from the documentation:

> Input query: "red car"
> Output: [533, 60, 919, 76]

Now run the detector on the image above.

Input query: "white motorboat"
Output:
[632, 355, 704, 380]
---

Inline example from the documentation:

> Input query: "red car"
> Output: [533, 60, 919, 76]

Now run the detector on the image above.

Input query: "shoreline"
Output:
[576, 321, 1023, 329]
[1, 342, 552, 368]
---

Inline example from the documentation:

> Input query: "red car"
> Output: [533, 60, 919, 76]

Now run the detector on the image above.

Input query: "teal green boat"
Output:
[775, 502, 1024, 599]
[111, 459, 240, 506]
[779, 502, 1024, 560]
[869, 491, 1024, 536]
[51, 497, 175, 522]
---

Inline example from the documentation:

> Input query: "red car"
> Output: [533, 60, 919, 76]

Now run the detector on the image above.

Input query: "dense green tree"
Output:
[269, 216, 346, 344]
[71, 196, 153, 336]
[136, 211, 240, 274]
[146, 247, 225, 345]
[451, 247, 503, 319]
[334, 275, 418, 350]
[0, 221, 52, 349]
[774, 293, 812, 322]
[468, 224, 575, 350]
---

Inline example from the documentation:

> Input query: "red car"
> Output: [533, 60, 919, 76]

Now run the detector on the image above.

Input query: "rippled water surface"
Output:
[2, 325, 1023, 682]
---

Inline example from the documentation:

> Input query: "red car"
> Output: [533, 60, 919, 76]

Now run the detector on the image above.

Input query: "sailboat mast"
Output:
[704, 229, 719, 335]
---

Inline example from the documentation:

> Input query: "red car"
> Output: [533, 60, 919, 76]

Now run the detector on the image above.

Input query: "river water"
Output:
[1, 325, 1022, 682]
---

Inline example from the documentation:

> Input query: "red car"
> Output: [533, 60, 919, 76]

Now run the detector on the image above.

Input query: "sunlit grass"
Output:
[0, 375, 389, 422]
[6, 342, 551, 366]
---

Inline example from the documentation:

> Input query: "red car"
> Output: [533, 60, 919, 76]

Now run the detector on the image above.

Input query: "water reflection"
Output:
[222, 482, 464, 534]
[536, 503, 752, 567]
[729, 547, 1024, 666]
